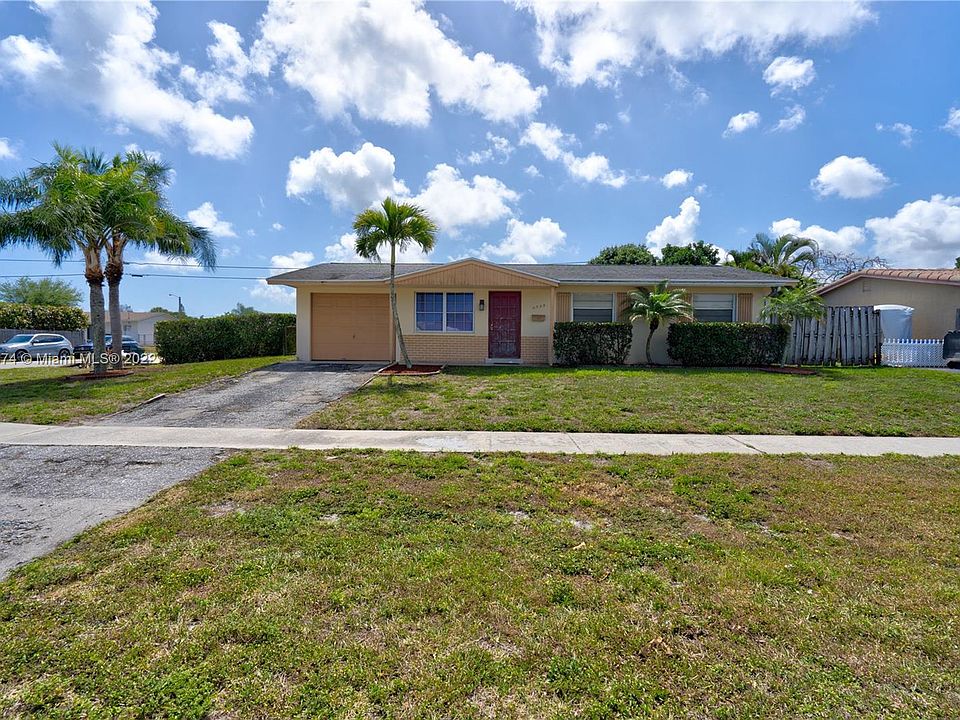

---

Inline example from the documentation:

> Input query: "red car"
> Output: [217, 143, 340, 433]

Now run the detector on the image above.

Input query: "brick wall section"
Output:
[405, 335, 549, 365]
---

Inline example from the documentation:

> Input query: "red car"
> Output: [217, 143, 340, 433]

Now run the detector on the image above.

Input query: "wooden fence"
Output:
[785, 306, 882, 366]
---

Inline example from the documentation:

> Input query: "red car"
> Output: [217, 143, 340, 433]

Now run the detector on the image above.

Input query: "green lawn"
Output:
[0, 356, 289, 425]
[300, 366, 960, 436]
[2, 451, 958, 717]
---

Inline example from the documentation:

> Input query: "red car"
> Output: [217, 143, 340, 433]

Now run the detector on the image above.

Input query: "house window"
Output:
[572, 292, 614, 322]
[445, 292, 474, 332]
[692, 293, 735, 322]
[415, 292, 474, 332]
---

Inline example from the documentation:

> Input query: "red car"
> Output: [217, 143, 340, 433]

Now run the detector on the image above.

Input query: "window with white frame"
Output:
[415, 292, 474, 332]
[692, 293, 735, 322]
[572, 292, 614, 322]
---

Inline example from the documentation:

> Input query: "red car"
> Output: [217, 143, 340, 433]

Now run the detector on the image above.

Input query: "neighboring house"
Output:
[268, 258, 796, 365]
[818, 269, 960, 339]
[84, 311, 175, 345]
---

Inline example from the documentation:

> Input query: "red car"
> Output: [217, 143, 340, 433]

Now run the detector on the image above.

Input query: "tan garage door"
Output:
[311, 293, 391, 361]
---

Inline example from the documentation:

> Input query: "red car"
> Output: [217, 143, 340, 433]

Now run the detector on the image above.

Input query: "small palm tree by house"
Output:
[628, 281, 694, 365]
[353, 198, 437, 368]
[761, 284, 825, 365]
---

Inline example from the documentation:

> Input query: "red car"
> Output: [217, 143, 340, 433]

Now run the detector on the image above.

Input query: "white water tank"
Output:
[874, 304, 913, 340]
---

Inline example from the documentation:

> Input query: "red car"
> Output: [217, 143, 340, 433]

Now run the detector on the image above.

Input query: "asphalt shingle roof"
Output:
[269, 261, 796, 286]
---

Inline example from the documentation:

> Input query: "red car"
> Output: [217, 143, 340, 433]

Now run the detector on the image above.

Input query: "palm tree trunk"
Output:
[105, 258, 124, 370]
[645, 318, 659, 365]
[85, 267, 108, 376]
[390, 242, 412, 368]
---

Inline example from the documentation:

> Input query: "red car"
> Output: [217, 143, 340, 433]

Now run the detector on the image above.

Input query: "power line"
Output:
[0, 257, 307, 271]
[0, 273, 270, 280]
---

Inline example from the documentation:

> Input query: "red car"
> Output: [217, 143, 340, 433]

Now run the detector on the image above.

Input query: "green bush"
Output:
[0, 302, 87, 331]
[155, 313, 295, 364]
[667, 322, 788, 367]
[553, 322, 633, 366]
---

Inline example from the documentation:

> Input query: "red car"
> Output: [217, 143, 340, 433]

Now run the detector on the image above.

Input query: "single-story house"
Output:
[818, 268, 960, 339]
[268, 258, 797, 365]
[84, 310, 175, 345]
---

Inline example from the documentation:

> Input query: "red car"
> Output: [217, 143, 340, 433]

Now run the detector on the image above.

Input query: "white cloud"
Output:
[942, 107, 960, 137]
[322, 232, 432, 263]
[723, 110, 761, 137]
[763, 56, 815, 93]
[478, 217, 566, 263]
[769, 217, 865, 253]
[876, 122, 916, 147]
[524, 165, 541, 178]
[180, 21, 254, 105]
[660, 169, 693, 188]
[411, 164, 519, 234]
[811, 155, 889, 199]
[252, 0, 544, 126]
[187, 202, 236, 238]
[666, 66, 709, 104]
[594, 122, 610, 135]
[250, 250, 317, 305]
[0, 2, 253, 159]
[271, 222, 284, 231]
[0, 138, 16, 160]
[866, 195, 960, 267]
[520, 121, 628, 187]
[645, 196, 700, 255]
[286, 142, 409, 208]
[773, 104, 806, 132]
[122, 143, 162, 161]
[462, 133, 513, 165]
[140, 249, 201, 273]
[617, 108, 631, 124]
[522, 1, 870, 87]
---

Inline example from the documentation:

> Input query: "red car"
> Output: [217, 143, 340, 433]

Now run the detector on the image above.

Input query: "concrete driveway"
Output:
[100, 361, 380, 429]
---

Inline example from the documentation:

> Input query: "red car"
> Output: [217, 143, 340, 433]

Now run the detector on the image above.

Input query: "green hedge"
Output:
[667, 322, 788, 367]
[155, 313, 296, 364]
[0, 302, 87, 331]
[554, 322, 633, 366]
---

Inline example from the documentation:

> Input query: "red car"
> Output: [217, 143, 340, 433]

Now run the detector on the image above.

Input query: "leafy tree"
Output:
[760, 284, 825, 365]
[353, 197, 438, 368]
[227, 302, 260, 316]
[660, 240, 719, 266]
[589, 243, 657, 265]
[0, 276, 82, 306]
[149, 306, 170, 313]
[628, 281, 694, 365]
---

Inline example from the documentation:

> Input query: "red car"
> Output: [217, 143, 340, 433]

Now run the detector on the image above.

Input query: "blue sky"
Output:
[1, 1, 958, 316]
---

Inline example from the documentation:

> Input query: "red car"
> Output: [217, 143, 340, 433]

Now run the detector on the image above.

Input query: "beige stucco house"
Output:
[818, 268, 960, 339]
[268, 258, 796, 365]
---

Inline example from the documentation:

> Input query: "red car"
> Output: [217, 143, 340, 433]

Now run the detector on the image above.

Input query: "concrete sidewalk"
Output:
[1, 422, 958, 456]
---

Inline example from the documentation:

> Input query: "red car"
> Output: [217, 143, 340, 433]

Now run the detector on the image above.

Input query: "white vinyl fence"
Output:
[881, 339, 947, 367]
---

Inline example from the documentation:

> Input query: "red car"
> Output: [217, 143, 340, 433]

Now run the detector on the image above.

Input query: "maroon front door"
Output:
[488, 291, 521, 359]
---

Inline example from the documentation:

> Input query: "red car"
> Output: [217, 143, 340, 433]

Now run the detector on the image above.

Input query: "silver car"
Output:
[0, 333, 74, 362]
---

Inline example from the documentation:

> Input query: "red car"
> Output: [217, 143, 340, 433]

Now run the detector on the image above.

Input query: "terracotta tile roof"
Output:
[819, 268, 960, 294]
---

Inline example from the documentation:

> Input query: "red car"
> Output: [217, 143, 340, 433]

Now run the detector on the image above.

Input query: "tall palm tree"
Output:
[750, 233, 819, 278]
[101, 150, 214, 368]
[760, 284, 825, 365]
[628, 281, 694, 365]
[1, 145, 110, 373]
[353, 198, 437, 368]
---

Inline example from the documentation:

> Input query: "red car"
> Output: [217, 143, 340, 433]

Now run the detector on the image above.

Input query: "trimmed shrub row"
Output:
[155, 313, 296, 364]
[667, 322, 788, 367]
[0, 302, 87, 331]
[554, 322, 633, 366]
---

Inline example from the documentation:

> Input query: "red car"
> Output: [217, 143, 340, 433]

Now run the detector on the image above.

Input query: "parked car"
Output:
[0, 333, 74, 361]
[73, 335, 145, 363]
[944, 330, 960, 369]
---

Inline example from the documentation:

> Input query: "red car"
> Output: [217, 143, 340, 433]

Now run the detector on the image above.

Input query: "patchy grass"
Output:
[2, 451, 959, 717]
[300, 365, 960, 436]
[0, 356, 290, 425]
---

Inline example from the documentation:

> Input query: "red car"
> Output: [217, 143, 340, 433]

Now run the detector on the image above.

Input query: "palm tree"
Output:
[628, 281, 694, 365]
[749, 233, 819, 278]
[1, 145, 110, 373]
[101, 150, 214, 368]
[760, 284, 825, 365]
[353, 197, 437, 368]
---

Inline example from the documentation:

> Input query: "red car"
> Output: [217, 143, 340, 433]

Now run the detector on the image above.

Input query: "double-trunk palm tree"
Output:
[628, 281, 694, 365]
[353, 198, 437, 368]
[0, 144, 214, 374]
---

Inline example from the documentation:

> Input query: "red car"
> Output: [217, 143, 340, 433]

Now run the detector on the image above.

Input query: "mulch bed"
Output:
[377, 364, 444, 376]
